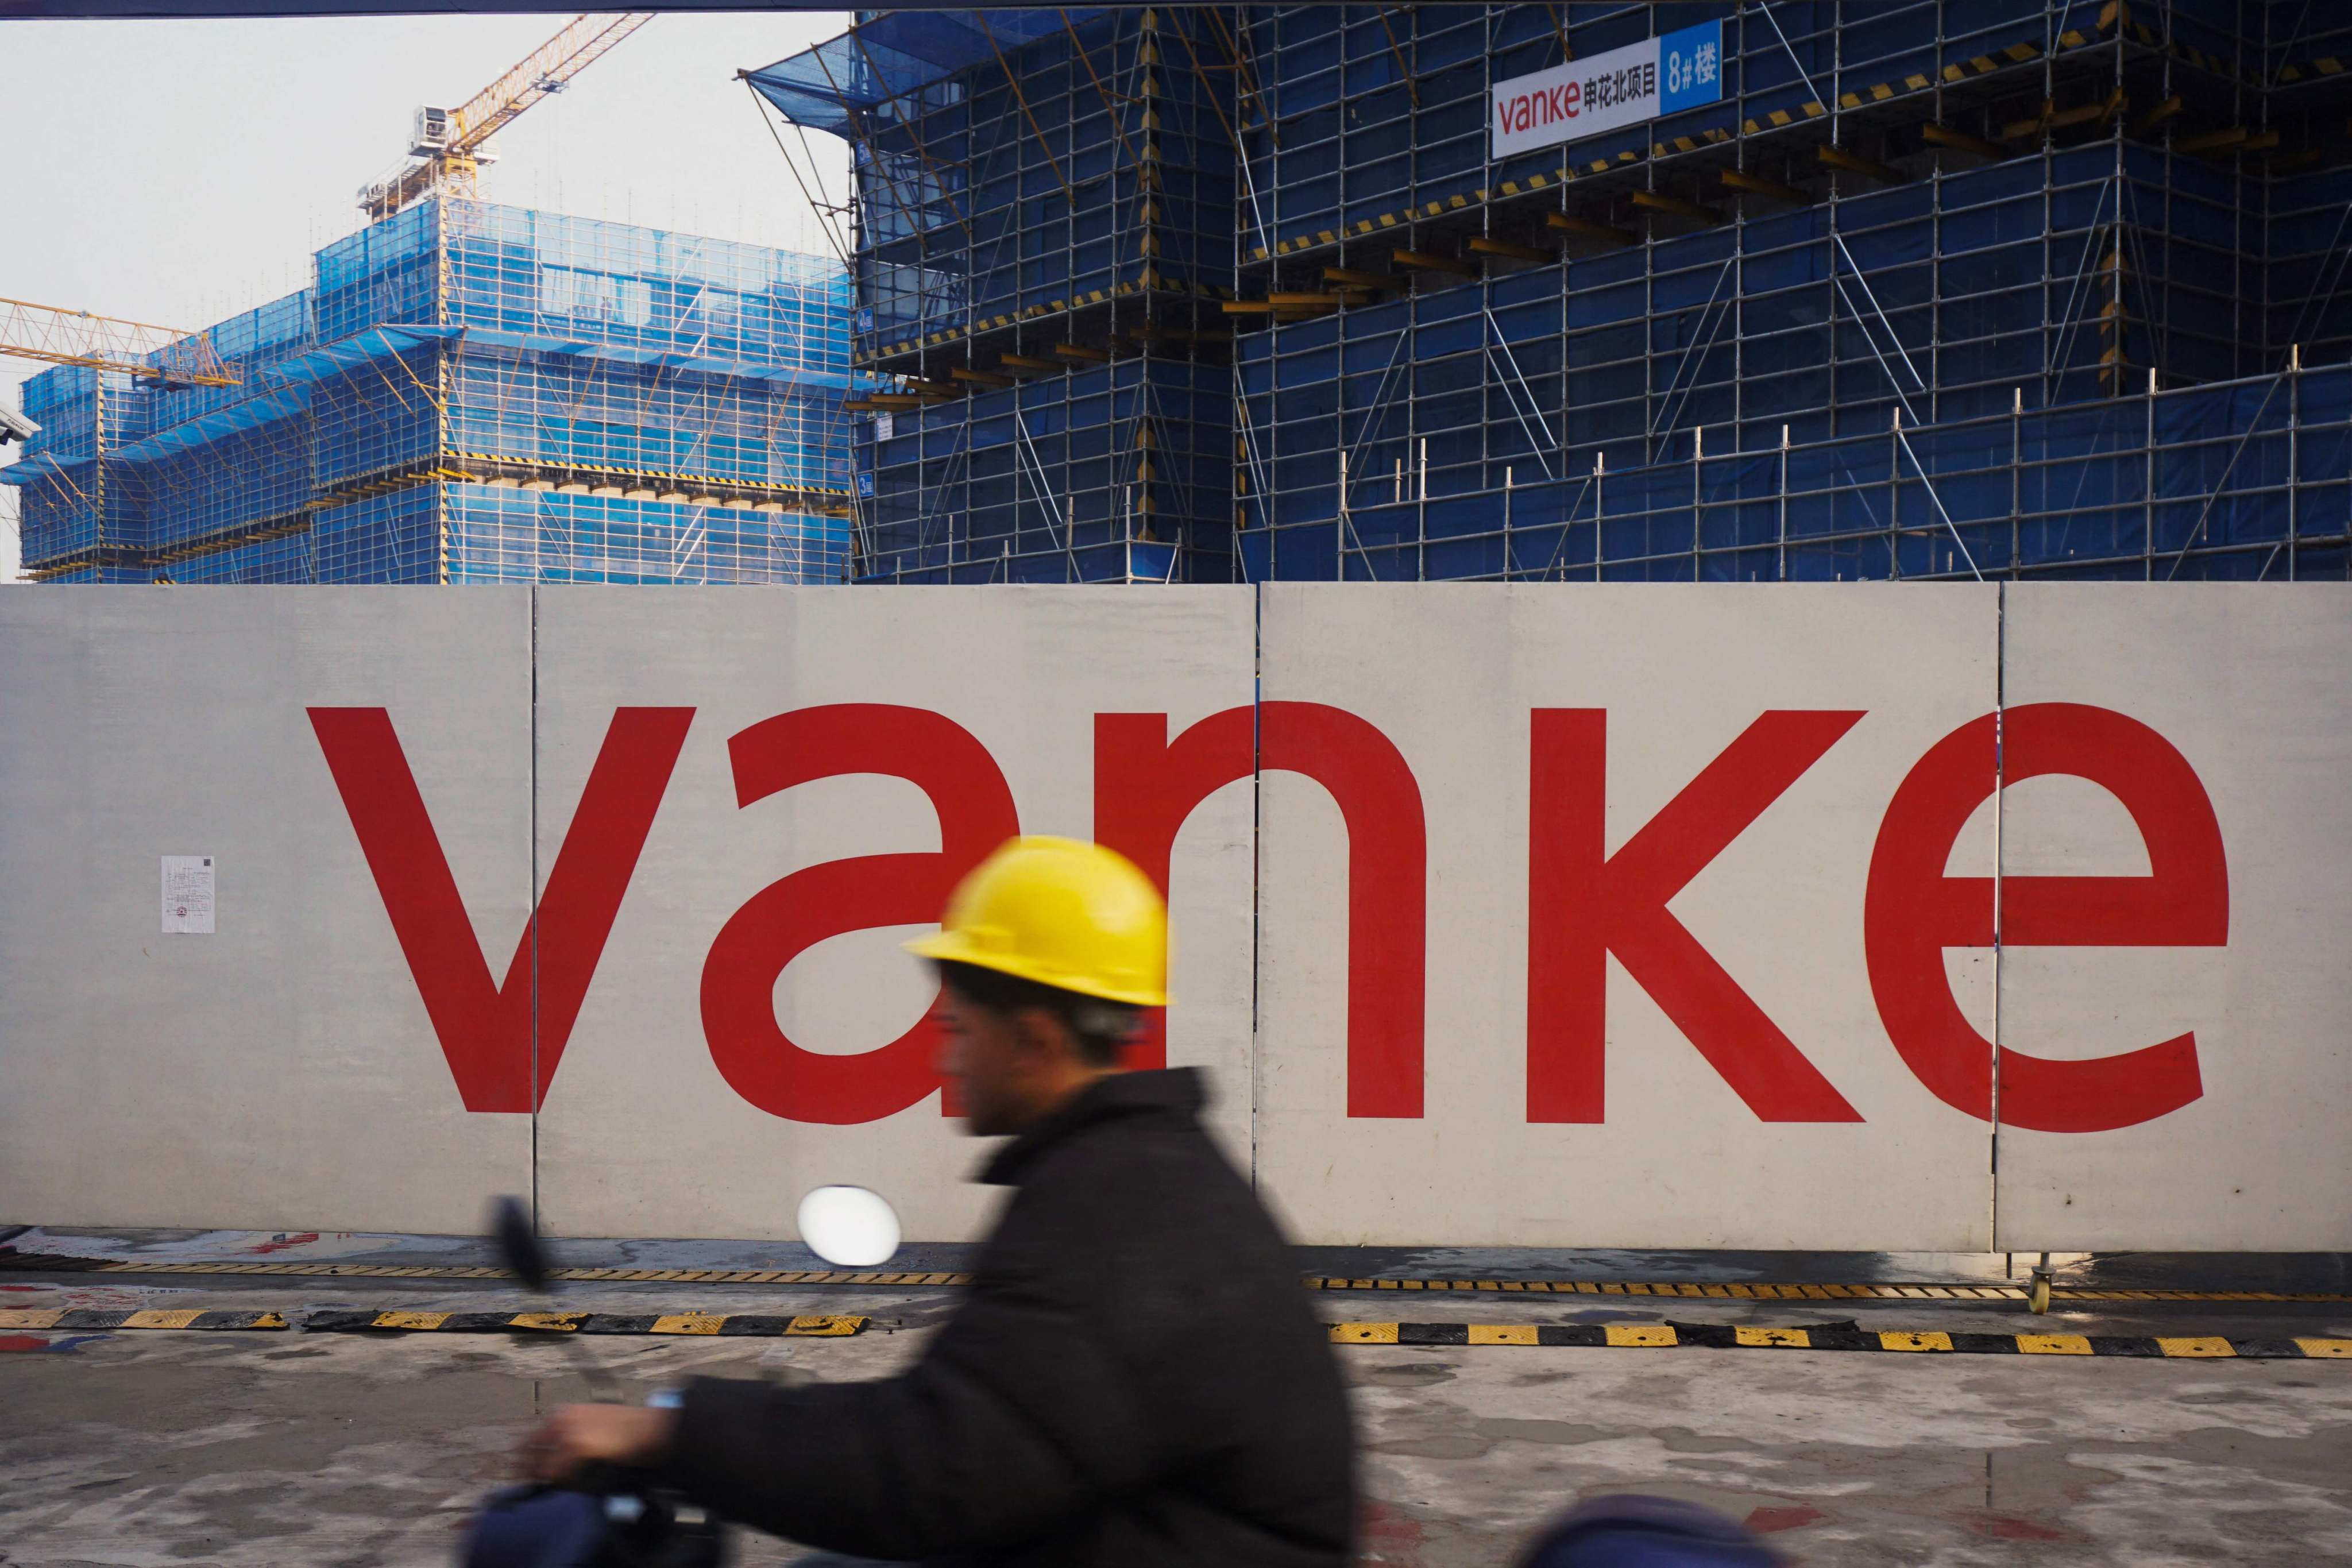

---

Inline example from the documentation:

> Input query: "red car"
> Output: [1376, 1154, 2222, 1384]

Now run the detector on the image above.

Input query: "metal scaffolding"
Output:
[753, 0, 2352, 584]
[5, 200, 855, 584]
[753, 7, 1241, 582]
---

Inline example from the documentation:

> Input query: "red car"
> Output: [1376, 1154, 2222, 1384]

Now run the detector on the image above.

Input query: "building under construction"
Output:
[752, 1, 2352, 583]
[5, 200, 854, 584]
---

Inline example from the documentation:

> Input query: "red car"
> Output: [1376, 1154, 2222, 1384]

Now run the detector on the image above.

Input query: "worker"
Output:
[520, 836, 1359, 1566]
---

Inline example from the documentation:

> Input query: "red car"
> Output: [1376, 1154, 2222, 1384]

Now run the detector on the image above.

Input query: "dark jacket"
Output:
[661, 1068, 1357, 1566]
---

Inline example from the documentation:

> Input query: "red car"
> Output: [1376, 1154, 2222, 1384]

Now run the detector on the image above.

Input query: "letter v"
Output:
[309, 707, 693, 1113]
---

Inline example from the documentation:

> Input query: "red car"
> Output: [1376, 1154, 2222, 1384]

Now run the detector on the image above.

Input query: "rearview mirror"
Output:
[797, 1185, 901, 1268]
[489, 1194, 548, 1293]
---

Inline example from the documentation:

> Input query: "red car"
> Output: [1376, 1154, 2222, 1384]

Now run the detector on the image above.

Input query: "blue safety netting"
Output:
[0, 385, 312, 480]
[748, 9, 1104, 136]
[269, 323, 864, 394]
[13, 0, 999, 16]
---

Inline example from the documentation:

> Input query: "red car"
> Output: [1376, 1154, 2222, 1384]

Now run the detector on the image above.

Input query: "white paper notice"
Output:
[161, 855, 216, 934]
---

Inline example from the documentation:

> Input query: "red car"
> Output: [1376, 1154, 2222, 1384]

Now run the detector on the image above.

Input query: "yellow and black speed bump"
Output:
[302, 1310, 866, 1338]
[0, 1253, 967, 1287]
[8, 1251, 2351, 1304]
[0, 1308, 287, 1331]
[1329, 1320, 2352, 1360]
[1302, 1277, 2352, 1304]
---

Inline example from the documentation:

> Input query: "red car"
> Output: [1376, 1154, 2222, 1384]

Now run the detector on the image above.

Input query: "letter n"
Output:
[1096, 702, 1428, 1117]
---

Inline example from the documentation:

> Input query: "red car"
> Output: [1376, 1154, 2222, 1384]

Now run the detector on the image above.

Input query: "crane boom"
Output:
[0, 296, 240, 388]
[360, 13, 654, 221]
[453, 13, 650, 151]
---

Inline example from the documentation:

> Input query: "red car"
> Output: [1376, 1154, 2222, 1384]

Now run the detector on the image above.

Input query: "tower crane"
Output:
[359, 12, 655, 221]
[1, 297, 239, 389]
[2, 299, 240, 580]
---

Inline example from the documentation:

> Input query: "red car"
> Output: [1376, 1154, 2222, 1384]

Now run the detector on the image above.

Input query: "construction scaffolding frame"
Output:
[755, 7, 1240, 581]
[747, 0, 2352, 585]
[1227, 0, 2352, 581]
[6, 199, 855, 584]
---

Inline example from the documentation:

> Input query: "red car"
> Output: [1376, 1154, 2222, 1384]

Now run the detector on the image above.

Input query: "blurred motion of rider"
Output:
[521, 836, 1358, 1566]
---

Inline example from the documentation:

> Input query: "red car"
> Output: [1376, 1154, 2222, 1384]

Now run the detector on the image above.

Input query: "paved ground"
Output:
[3, 1231, 2349, 1566]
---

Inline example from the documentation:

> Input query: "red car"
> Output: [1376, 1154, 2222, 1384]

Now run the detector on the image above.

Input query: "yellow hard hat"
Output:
[905, 836, 1168, 1007]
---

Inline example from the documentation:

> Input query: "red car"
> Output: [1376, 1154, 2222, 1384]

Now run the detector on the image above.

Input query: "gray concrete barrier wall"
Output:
[3, 585, 2343, 1249]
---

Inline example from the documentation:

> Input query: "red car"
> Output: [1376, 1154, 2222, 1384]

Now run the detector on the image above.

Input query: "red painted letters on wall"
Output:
[1866, 702, 2228, 1133]
[700, 704, 1019, 1125]
[1096, 704, 1427, 1117]
[1525, 709, 1868, 1123]
[309, 705, 693, 1113]
[319, 697, 2224, 1133]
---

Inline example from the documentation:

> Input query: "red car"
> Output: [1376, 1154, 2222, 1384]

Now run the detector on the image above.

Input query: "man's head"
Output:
[905, 836, 1168, 1138]
[932, 960, 1140, 1137]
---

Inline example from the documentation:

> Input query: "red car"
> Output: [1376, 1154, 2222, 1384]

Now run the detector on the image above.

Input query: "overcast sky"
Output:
[0, 11, 854, 580]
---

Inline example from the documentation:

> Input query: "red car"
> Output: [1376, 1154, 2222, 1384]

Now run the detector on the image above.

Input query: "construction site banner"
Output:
[1489, 21, 1723, 159]
[2, 585, 2347, 1250]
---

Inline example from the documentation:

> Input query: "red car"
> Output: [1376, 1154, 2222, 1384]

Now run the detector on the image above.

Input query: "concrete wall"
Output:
[0, 590, 534, 1234]
[3, 585, 2343, 1249]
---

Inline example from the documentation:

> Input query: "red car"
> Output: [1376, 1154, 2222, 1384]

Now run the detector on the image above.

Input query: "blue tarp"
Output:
[109, 387, 314, 465]
[747, 10, 1104, 137]
[267, 324, 462, 386]
[0, 451, 75, 484]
